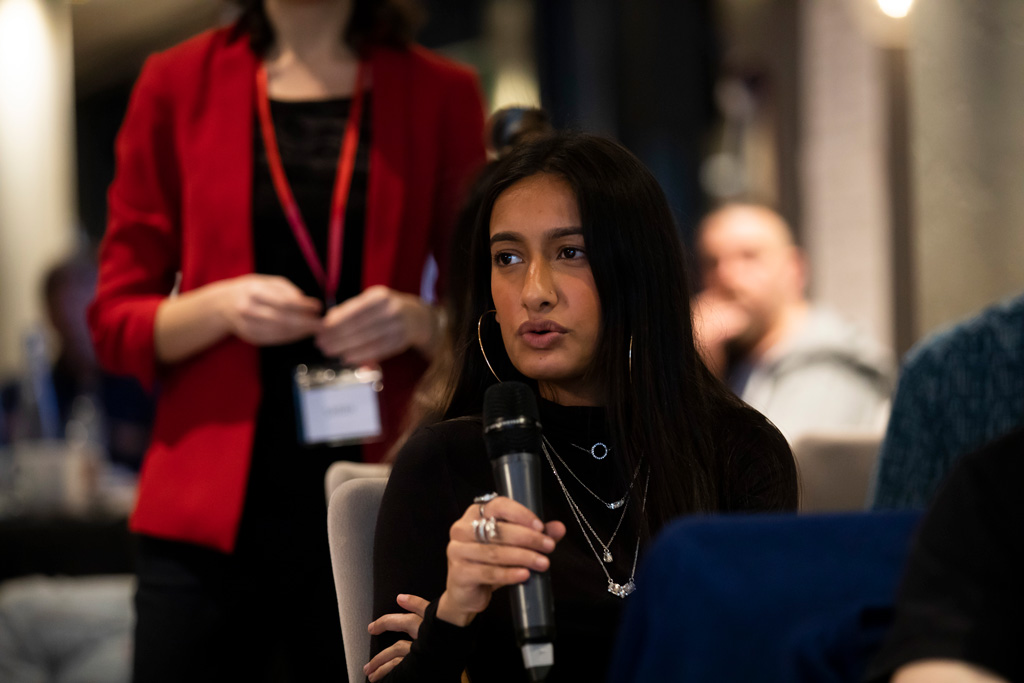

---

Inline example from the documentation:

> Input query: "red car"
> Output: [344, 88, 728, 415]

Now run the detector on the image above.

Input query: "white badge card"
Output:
[294, 365, 384, 446]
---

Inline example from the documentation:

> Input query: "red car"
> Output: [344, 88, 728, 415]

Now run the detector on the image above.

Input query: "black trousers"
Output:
[132, 444, 357, 682]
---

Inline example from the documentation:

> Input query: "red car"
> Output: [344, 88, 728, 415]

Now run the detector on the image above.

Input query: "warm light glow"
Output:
[0, 0, 53, 141]
[877, 0, 913, 19]
[0, 0, 78, 379]
[491, 67, 541, 113]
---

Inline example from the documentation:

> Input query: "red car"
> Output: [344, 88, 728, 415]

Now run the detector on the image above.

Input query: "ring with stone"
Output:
[473, 492, 498, 518]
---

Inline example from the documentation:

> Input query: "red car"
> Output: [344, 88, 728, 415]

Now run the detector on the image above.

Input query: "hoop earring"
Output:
[478, 310, 502, 383]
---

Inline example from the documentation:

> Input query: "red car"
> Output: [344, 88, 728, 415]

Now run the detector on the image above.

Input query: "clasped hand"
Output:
[691, 291, 752, 377]
[315, 284, 437, 363]
[223, 277, 436, 363]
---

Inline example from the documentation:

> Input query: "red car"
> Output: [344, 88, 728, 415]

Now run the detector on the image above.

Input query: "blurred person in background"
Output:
[0, 400, 7, 446]
[693, 203, 894, 443]
[87, 0, 485, 680]
[43, 255, 100, 432]
[0, 253, 150, 683]
[0, 252, 153, 469]
[871, 293, 1024, 510]
[43, 254, 154, 470]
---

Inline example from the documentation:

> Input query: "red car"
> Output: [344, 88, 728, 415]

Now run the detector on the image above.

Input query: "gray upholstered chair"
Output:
[324, 460, 391, 504]
[792, 431, 884, 512]
[328, 476, 389, 683]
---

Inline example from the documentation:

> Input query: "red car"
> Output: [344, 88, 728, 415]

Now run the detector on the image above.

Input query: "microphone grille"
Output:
[483, 381, 540, 425]
[483, 382, 541, 458]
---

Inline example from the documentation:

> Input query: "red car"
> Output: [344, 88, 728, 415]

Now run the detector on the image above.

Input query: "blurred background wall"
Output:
[0, 0, 78, 381]
[2, 0, 1024, 380]
[908, 0, 1024, 340]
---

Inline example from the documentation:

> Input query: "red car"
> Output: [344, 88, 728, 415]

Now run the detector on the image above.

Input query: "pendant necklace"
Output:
[571, 440, 611, 460]
[542, 435, 641, 510]
[544, 440, 629, 562]
[541, 439, 650, 598]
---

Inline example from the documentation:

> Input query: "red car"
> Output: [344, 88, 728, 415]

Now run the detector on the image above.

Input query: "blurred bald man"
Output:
[693, 203, 894, 443]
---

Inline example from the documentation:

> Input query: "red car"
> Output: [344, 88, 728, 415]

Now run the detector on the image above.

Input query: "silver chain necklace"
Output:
[542, 435, 642, 510]
[541, 439, 649, 599]
[543, 441, 629, 562]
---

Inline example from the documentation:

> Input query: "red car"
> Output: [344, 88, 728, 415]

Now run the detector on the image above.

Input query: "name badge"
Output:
[293, 364, 384, 446]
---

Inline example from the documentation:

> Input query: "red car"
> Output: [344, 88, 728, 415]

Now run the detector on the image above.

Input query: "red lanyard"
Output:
[255, 62, 368, 306]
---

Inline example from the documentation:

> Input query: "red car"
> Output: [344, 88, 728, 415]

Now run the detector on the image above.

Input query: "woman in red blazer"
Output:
[88, 0, 485, 679]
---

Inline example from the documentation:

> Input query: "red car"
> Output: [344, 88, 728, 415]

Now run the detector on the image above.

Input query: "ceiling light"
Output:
[877, 0, 913, 19]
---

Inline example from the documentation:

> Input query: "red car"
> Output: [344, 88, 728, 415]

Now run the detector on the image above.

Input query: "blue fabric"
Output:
[870, 293, 1024, 510]
[608, 512, 921, 683]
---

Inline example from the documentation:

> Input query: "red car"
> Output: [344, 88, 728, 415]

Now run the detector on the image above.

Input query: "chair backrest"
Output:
[792, 431, 884, 512]
[327, 477, 388, 683]
[609, 511, 921, 683]
[324, 460, 391, 504]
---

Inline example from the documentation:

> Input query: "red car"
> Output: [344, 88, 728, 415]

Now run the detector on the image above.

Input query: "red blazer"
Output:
[89, 28, 485, 553]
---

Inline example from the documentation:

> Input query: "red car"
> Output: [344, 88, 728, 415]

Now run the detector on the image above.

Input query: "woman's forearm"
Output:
[153, 280, 232, 364]
[435, 591, 476, 628]
[893, 661, 1009, 683]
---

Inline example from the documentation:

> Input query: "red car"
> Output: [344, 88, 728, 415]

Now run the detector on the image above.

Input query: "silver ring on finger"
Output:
[472, 516, 499, 543]
[484, 516, 499, 543]
[473, 492, 498, 518]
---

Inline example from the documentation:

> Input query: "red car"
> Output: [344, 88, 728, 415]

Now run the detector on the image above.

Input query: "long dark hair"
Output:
[441, 132, 743, 536]
[387, 108, 556, 460]
[230, 0, 424, 56]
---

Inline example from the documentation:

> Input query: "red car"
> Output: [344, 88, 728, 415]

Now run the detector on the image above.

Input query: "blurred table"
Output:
[0, 441, 136, 582]
[0, 513, 133, 582]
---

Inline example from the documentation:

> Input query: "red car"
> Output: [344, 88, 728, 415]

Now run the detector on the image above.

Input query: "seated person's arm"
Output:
[370, 425, 564, 682]
[690, 292, 750, 379]
[370, 427, 462, 681]
[867, 429, 1024, 683]
[893, 660, 1008, 683]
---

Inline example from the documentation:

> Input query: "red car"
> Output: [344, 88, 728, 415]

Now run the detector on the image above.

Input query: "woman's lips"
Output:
[518, 320, 568, 349]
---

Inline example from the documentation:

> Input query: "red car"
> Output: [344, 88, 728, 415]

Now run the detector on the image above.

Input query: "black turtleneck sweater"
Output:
[371, 398, 796, 682]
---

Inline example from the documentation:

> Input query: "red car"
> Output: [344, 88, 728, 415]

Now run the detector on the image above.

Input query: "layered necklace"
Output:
[547, 438, 643, 510]
[540, 435, 649, 599]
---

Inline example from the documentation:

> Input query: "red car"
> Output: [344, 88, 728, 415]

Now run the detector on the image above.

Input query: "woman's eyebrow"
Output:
[490, 231, 522, 246]
[489, 226, 584, 246]
[546, 227, 583, 240]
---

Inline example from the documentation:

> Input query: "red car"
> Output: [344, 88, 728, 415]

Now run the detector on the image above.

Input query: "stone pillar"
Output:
[0, 0, 77, 377]
[800, 0, 894, 350]
[908, 0, 1024, 337]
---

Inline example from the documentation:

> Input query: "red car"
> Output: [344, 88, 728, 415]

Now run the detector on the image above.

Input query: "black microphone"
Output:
[483, 382, 555, 682]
